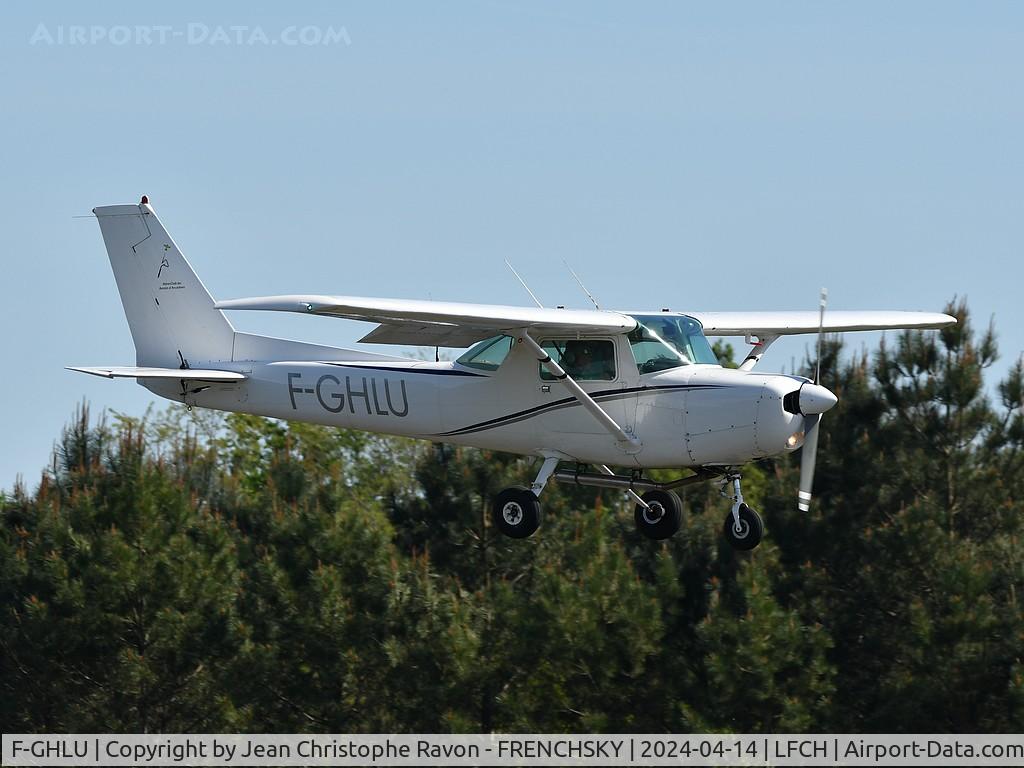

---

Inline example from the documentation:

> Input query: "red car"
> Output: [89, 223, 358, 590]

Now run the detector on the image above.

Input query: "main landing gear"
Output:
[492, 461, 764, 549]
[633, 489, 682, 540]
[491, 457, 559, 539]
[493, 486, 541, 538]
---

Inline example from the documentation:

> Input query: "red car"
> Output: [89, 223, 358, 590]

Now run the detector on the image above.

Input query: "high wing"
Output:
[688, 310, 956, 337]
[67, 366, 247, 381]
[215, 295, 637, 347]
[215, 295, 955, 345]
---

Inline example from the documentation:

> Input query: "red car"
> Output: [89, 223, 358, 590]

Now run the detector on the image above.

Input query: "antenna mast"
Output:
[504, 260, 544, 308]
[563, 260, 601, 310]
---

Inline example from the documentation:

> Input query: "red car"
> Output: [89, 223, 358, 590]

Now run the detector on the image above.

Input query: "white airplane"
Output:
[69, 198, 955, 549]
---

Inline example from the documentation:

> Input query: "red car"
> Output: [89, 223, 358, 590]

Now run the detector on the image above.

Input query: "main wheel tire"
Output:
[723, 503, 763, 550]
[492, 486, 541, 539]
[634, 489, 682, 540]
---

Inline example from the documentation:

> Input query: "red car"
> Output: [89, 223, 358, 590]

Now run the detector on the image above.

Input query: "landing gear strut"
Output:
[721, 474, 763, 550]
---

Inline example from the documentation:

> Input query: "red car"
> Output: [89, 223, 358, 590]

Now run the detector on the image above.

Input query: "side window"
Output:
[540, 339, 616, 381]
[456, 335, 513, 371]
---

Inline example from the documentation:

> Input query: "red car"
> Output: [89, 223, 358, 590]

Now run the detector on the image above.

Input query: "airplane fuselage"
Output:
[144, 341, 809, 469]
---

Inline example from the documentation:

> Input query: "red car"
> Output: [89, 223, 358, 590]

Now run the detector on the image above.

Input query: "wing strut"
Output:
[519, 332, 642, 454]
[738, 334, 779, 372]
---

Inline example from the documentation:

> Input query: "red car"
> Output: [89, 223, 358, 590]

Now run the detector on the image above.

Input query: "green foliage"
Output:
[2, 299, 1023, 732]
[692, 550, 835, 732]
[712, 340, 738, 369]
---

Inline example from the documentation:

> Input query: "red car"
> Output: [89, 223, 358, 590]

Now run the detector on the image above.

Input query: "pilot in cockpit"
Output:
[654, 319, 691, 363]
[569, 341, 615, 380]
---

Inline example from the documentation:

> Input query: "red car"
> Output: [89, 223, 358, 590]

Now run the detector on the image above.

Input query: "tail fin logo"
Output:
[157, 244, 171, 278]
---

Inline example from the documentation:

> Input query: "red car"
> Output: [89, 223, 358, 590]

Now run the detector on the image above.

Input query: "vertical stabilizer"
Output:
[93, 198, 234, 368]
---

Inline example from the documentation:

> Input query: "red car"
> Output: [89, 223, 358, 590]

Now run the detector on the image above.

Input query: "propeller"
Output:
[798, 288, 829, 512]
[798, 413, 821, 511]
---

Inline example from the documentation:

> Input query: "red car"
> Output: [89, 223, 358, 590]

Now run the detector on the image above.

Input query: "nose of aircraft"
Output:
[798, 382, 838, 415]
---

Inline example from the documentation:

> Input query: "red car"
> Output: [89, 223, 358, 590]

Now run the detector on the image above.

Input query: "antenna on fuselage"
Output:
[504, 260, 544, 308]
[563, 260, 601, 310]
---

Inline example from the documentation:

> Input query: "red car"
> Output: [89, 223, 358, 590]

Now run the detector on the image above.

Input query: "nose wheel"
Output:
[721, 474, 764, 550]
[723, 503, 763, 550]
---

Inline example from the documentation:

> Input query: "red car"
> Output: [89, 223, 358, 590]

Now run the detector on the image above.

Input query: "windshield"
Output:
[627, 314, 719, 373]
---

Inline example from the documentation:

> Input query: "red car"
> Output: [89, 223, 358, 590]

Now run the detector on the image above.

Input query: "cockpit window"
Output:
[456, 335, 513, 371]
[627, 314, 719, 373]
[539, 339, 616, 381]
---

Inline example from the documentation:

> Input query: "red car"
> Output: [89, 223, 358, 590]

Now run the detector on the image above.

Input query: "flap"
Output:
[358, 324, 498, 348]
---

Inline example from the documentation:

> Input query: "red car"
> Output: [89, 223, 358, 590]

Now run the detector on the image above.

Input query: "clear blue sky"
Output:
[2, 2, 1022, 491]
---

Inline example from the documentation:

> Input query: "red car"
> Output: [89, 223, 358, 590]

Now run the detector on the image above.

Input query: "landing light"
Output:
[787, 431, 804, 448]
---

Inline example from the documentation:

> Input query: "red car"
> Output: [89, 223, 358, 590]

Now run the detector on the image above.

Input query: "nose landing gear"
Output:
[721, 474, 763, 550]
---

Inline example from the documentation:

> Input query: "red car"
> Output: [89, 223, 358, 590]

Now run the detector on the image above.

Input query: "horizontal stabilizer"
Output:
[66, 366, 247, 381]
